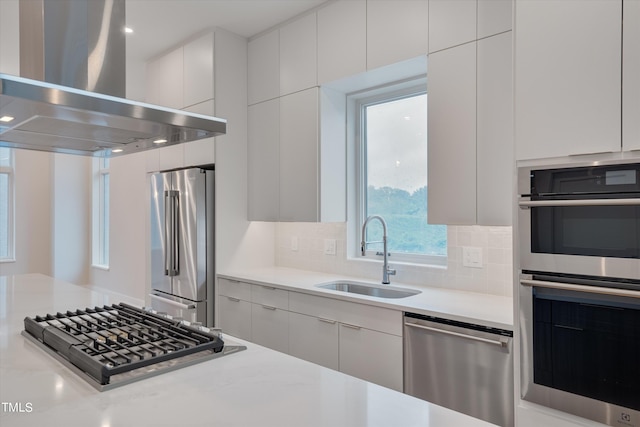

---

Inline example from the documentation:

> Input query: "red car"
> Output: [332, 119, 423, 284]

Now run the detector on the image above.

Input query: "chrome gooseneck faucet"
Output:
[361, 215, 396, 284]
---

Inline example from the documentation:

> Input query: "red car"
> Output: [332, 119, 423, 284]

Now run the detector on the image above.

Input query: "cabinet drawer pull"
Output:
[342, 323, 361, 330]
[262, 285, 277, 290]
[262, 304, 277, 310]
[225, 279, 240, 283]
[226, 296, 241, 302]
[318, 317, 336, 324]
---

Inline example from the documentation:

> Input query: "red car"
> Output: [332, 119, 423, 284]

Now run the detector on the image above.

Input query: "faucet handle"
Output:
[387, 267, 397, 276]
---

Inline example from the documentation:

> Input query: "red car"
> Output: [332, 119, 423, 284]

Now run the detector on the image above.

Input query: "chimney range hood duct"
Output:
[0, 0, 226, 157]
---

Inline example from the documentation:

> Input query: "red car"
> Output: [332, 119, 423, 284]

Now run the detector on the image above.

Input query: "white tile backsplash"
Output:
[275, 223, 513, 297]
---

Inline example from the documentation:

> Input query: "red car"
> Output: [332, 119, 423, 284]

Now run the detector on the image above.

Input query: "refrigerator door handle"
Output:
[171, 191, 180, 275]
[164, 191, 171, 276]
[165, 190, 179, 277]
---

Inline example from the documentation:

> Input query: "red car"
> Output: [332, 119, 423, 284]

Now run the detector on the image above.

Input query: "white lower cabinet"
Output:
[289, 291, 403, 391]
[218, 278, 253, 340]
[218, 277, 403, 391]
[289, 311, 339, 370]
[218, 295, 252, 340]
[339, 323, 403, 392]
[218, 278, 403, 391]
[251, 304, 289, 353]
[218, 278, 290, 353]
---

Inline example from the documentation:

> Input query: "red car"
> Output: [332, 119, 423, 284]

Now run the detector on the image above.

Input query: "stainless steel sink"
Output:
[316, 281, 421, 299]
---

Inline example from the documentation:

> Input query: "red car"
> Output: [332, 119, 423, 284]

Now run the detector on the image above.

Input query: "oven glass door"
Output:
[532, 286, 640, 411]
[531, 204, 640, 258]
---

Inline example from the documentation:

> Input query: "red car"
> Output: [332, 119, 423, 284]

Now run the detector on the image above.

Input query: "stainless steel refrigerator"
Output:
[149, 167, 214, 326]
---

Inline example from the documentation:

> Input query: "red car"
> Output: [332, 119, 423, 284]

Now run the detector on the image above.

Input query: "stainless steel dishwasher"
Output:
[404, 313, 514, 427]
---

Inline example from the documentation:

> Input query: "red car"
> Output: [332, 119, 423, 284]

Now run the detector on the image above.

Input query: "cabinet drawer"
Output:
[218, 278, 252, 301]
[289, 292, 402, 336]
[218, 296, 252, 340]
[251, 284, 289, 310]
[289, 311, 339, 370]
[339, 324, 403, 392]
[251, 304, 289, 353]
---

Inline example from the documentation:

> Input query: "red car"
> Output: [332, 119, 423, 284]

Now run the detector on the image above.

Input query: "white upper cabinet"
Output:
[145, 31, 223, 172]
[146, 46, 184, 109]
[146, 32, 215, 111]
[279, 88, 319, 221]
[427, 42, 477, 225]
[366, 0, 428, 70]
[477, 32, 513, 225]
[428, 31, 513, 226]
[515, 0, 622, 160]
[280, 12, 317, 96]
[623, 0, 640, 152]
[271, 87, 346, 222]
[248, 30, 279, 105]
[158, 144, 185, 171]
[248, 88, 346, 223]
[477, 0, 512, 39]
[317, 0, 366, 84]
[183, 32, 214, 108]
[248, 99, 280, 221]
[428, 0, 477, 53]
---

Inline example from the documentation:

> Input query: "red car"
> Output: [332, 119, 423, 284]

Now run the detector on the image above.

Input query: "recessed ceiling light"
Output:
[124, 27, 133, 34]
[0, 116, 15, 122]
[153, 139, 167, 144]
[112, 148, 124, 153]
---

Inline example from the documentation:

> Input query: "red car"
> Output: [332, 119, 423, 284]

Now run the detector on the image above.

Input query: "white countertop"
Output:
[0, 274, 498, 427]
[218, 267, 513, 330]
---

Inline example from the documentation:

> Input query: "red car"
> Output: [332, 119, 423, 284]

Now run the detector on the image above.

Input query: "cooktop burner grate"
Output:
[23, 302, 233, 389]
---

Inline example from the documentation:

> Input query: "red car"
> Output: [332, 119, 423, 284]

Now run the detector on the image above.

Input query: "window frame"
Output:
[91, 157, 110, 269]
[349, 77, 447, 267]
[0, 148, 15, 262]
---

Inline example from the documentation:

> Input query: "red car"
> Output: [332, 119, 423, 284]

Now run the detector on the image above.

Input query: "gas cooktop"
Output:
[22, 302, 245, 391]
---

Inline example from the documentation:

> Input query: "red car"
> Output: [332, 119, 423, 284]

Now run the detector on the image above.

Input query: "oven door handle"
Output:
[518, 198, 640, 208]
[520, 278, 640, 299]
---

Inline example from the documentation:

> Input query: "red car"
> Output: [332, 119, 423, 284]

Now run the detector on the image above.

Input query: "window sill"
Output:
[91, 264, 110, 271]
[0, 258, 16, 264]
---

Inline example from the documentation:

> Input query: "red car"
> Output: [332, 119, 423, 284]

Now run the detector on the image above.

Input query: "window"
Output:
[92, 157, 110, 268]
[354, 81, 447, 265]
[0, 147, 14, 261]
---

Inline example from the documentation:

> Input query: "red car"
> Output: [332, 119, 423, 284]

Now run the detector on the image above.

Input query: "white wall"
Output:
[51, 154, 91, 285]
[90, 152, 148, 300]
[0, 151, 95, 282]
[0, 150, 53, 277]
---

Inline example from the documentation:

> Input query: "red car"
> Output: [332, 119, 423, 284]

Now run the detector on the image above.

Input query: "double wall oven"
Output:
[518, 160, 640, 427]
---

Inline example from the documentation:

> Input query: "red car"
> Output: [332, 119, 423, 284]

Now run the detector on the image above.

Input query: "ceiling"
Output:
[125, 0, 329, 62]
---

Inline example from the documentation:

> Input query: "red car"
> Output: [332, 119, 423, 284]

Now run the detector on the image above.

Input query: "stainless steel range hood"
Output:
[0, 74, 226, 156]
[0, 0, 226, 157]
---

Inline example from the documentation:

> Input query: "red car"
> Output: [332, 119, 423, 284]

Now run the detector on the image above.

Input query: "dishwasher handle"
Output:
[404, 321, 510, 348]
